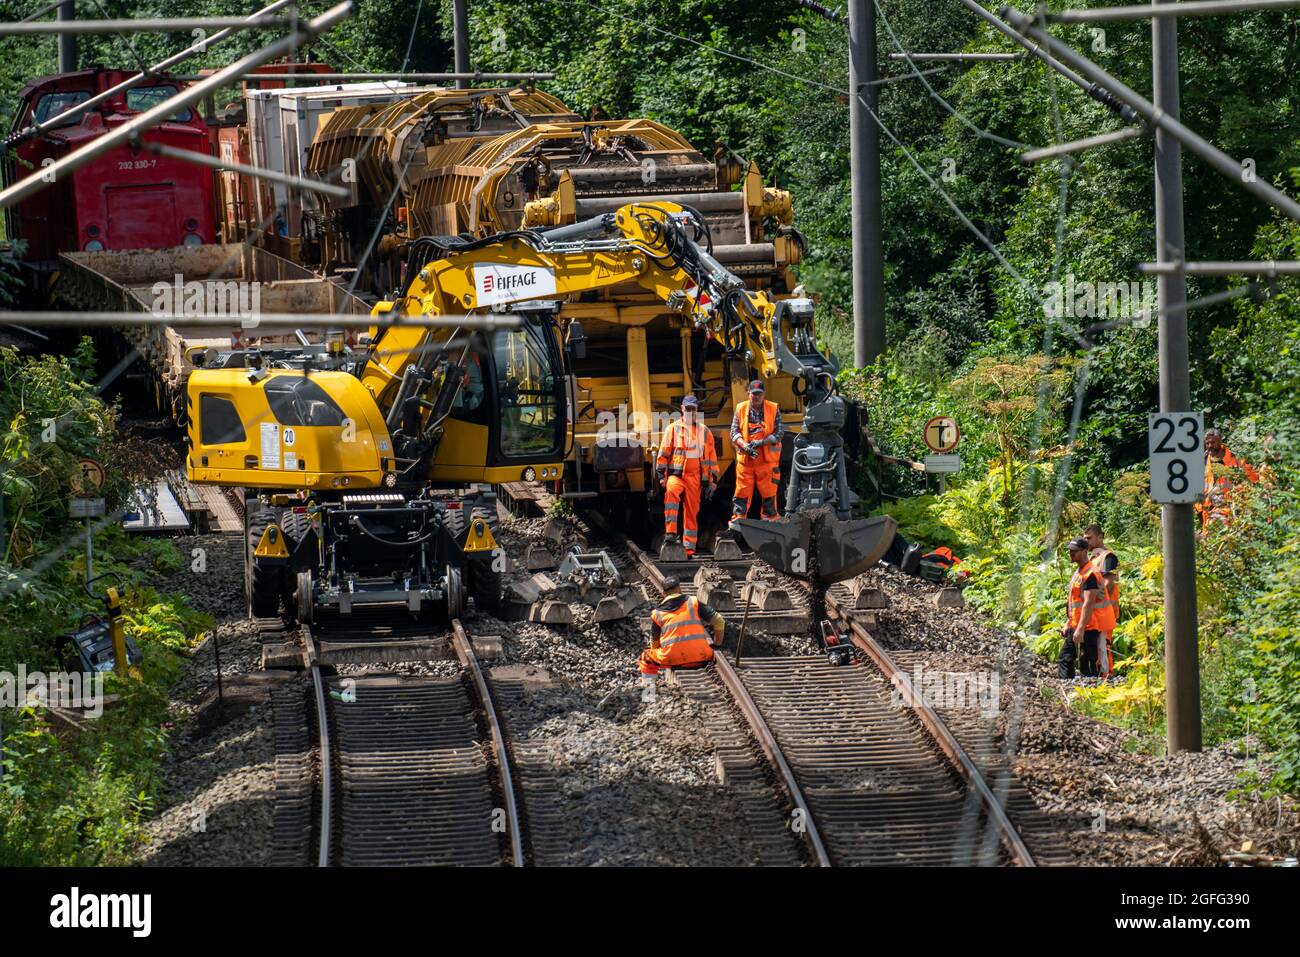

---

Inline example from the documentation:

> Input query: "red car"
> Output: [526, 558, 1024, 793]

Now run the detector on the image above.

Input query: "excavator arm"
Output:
[359, 200, 893, 581]
[359, 201, 782, 401]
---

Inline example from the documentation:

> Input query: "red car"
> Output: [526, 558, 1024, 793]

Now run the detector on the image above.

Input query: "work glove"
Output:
[703, 483, 715, 501]
[655, 466, 667, 486]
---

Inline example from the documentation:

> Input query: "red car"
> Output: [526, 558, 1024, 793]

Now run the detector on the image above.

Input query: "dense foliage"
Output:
[0, 343, 210, 864]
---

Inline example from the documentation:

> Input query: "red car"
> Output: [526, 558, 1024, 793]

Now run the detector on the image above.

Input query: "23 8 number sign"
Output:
[1148, 412, 1205, 504]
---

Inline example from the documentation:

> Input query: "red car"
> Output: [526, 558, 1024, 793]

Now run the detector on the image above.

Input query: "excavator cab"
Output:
[425, 310, 567, 484]
[184, 309, 567, 622]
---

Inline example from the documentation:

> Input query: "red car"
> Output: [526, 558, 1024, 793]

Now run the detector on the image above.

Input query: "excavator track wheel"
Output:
[446, 565, 466, 621]
[295, 570, 314, 625]
[245, 504, 282, 619]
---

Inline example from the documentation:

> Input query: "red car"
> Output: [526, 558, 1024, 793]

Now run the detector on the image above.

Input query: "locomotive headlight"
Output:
[183, 233, 203, 248]
[522, 467, 537, 482]
[84, 240, 104, 252]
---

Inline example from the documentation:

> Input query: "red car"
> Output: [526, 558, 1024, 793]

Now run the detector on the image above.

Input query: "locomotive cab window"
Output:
[127, 86, 193, 122]
[199, 395, 246, 445]
[32, 90, 90, 128]
[495, 323, 561, 457]
[264, 375, 347, 427]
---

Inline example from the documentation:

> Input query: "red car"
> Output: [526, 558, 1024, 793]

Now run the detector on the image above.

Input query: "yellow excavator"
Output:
[184, 201, 895, 621]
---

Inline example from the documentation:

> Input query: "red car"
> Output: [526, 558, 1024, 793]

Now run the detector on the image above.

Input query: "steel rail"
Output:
[451, 619, 526, 867]
[302, 624, 334, 868]
[711, 653, 832, 866]
[822, 590, 1036, 866]
[623, 533, 831, 866]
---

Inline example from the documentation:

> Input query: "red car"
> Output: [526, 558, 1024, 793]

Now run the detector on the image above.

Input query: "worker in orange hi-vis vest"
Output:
[729, 380, 783, 527]
[1082, 523, 1120, 679]
[638, 575, 726, 677]
[1196, 428, 1260, 529]
[655, 395, 719, 557]
[1059, 537, 1117, 679]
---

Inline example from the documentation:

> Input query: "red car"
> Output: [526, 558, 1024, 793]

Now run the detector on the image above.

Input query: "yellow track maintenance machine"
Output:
[184, 201, 894, 623]
[299, 93, 808, 528]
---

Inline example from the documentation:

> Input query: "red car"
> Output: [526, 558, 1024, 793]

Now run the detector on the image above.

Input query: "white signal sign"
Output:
[1148, 412, 1205, 504]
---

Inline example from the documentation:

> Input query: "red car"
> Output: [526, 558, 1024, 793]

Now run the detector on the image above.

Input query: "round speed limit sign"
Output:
[1148, 412, 1205, 504]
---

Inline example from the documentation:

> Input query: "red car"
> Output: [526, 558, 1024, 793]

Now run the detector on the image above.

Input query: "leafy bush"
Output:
[0, 345, 208, 864]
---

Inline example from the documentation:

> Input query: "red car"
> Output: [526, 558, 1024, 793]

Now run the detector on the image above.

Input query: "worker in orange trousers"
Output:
[656, 394, 718, 557]
[730, 380, 783, 527]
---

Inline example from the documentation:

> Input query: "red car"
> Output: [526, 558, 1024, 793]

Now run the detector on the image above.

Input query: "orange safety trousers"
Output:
[733, 458, 779, 521]
[664, 474, 702, 555]
[1089, 549, 1120, 677]
[659, 419, 717, 556]
[731, 399, 780, 522]
[639, 596, 715, 675]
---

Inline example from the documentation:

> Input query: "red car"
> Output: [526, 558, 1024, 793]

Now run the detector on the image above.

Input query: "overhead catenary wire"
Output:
[0, 14, 311, 35]
[189, 0, 456, 454]
[998, 4, 1300, 225]
[0, 1, 356, 211]
[8, 0, 301, 145]
[872, 0, 1031, 150]
[543, 0, 1089, 350]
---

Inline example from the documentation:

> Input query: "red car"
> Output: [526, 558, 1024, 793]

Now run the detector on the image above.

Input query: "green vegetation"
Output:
[0, 343, 211, 865]
[455, 0, 1300, 790]
[0, 0, 1296, 814]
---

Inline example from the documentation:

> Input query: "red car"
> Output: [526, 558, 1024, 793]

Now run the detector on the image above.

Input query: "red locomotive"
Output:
[3, 69, 218, 275]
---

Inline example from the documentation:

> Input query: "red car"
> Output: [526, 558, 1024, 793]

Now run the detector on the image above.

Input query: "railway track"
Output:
[267, 612, 531, 866]
[622, 532, 1037, 867]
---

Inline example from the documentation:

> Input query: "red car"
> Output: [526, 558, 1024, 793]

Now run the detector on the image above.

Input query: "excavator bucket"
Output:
[729, 514, 812, 575]
[813, 514, 898, 583]
[731, 513, 897, 584]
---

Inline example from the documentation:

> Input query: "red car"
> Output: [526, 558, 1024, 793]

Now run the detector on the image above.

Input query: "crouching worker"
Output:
[638, 576, 726, 681]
